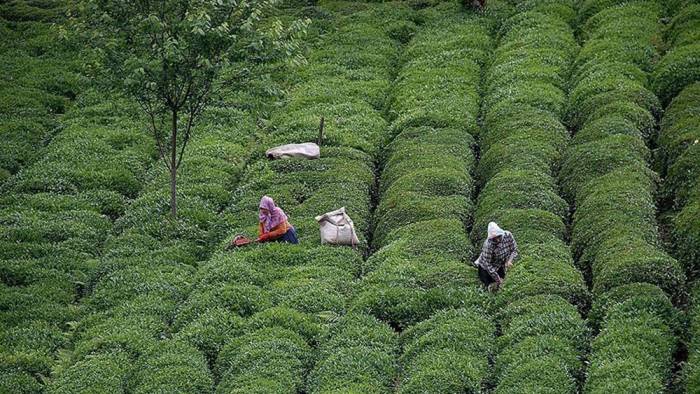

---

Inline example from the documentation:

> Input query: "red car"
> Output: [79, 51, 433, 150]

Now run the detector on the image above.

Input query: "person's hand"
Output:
[489, 277, 503, 292]
[257, 233, 270, 243]
[505, 260, 513, 270]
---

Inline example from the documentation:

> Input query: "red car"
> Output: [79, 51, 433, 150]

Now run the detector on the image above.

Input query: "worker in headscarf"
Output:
[473, 222, 518, 291]
[257, 195, 298, 244]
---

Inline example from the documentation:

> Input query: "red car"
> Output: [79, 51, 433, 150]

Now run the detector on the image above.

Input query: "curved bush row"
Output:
[653, 3, 700, 390]
[655, 3, 700, 277]
[308, 312, 398, 393]
[344, 5, 498, 392]
[1, 90, 155, 393]
[0, 0, 67, 22]
[41, 87, 263, 392]
[399, 308, 494, 394]
[0, 2, 84, 185]
[355, 2, 489, 330]
[658, 83, 700, 217]
[661, 85, 700, 279]
[686, 284, 700, 389]
[559, 2, 683, 392]
[150, 4, 415, 393]
[475, 3, 589, 392]
[652, 3, 700, 107]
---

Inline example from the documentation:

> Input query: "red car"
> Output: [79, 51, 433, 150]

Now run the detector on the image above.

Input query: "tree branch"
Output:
[140, 99, 172, 171]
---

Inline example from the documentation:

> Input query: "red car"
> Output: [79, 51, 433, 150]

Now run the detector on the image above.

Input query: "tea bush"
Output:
[131, 340, 213, 394]
[657, 85, 700, 277]
[181, 5, 415, 392]
[352, 12, 488, 340]
[686, 284, 700, 391]
[477, 6, 590, 392]
[655, 7, 700, 387]
[309, 313, 398, 394]
[564, 1, 683, 390]
[45, 351, 132, 394]
[398, 308, 494, 394]
[0, 10, 83, 183]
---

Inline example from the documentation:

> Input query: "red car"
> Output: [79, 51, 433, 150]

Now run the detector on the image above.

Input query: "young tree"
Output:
[75, 0, 308, 217]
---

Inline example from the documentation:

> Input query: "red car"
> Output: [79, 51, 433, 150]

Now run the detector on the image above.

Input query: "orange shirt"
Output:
[258, 220, 290, 240]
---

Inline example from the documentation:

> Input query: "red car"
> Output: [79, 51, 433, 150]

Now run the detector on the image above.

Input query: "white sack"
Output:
[266, 143, 320, 160]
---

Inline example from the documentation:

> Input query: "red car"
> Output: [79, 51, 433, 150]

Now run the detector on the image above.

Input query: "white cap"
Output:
[487, 222, 505, 239]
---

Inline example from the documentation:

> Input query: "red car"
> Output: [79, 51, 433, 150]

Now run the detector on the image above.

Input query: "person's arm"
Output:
[258, 221, 289, 242]
[258, 223, 264, 237]
[506, 234, 518, 265]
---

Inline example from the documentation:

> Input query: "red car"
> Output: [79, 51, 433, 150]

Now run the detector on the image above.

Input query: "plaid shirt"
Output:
[476, 231, 518, 282]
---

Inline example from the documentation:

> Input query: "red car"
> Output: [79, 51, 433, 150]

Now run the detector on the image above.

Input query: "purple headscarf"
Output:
[259, 195, 288, 232]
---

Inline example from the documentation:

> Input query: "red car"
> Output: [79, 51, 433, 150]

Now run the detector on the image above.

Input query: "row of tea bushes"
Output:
[352, 5, 496, 393]
[654, 2, 700, 390]
[687, 284, 700, 390]
[175, 4, 414, 392]
[399, 307, 494, 393]
[655, 3, 700, 278]
[477, 3, 589, 391]
[309, 312, 398, 392]
[0, 89, 155, 392]
[357, 6, 490, 327]
[44, 84, 263, 393]
[0, 1, 84, 185]
[0, 0, 67, 22]
[560, 1, 683, 391]
[41, 9, 284, 390]
[0, 8, 154, 380]
[652, 3, 700, 107]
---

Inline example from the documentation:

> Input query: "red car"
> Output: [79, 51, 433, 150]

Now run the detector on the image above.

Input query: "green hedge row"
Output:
[0, 81, 159, 394]
[652, 3, 700, 106]
[654, 4, 700, 391]
[6, 92, 154, 198]
[353, 5, 488, 333]
[179, 4, 414, 392]
[0, 0, 67, 22]
[561, 1, 681, 292]
[655, 14, 700, 279]
[495, 295, 588, 393]
[658, 83, 700, 212]
[44, 92, 263, 392]
[664, 4, 700, 48]
[686, 284, 700, 390]
[476, 5, 589, 392]
[559, 2, 682, 392]
[399, 308, 494, 393]
[0, 5, 85, 185]
[346, 5, 498, 392]
[308, 313, 398, 393]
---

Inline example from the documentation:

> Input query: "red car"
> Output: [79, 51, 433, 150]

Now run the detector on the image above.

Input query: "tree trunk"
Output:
[170, 110, 178, 218]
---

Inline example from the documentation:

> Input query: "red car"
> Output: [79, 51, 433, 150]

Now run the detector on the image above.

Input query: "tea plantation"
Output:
[1, 0, 699, 393]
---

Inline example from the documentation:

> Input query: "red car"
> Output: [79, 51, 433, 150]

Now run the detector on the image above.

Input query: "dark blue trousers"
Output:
[275, 227, 299, 244]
